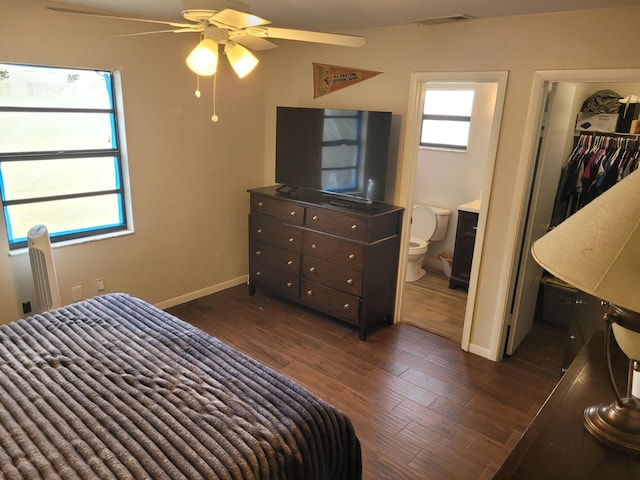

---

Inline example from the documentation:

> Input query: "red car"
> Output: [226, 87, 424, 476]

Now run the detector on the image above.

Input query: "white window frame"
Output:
[0, 63, 132, 250]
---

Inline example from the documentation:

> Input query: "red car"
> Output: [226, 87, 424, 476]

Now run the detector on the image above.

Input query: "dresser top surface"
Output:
[248, 185, 403, 217]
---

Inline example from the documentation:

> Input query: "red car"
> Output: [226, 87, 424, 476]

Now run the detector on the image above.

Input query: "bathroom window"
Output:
[0, 63, 132, 250]
[420, 89, 475, 151]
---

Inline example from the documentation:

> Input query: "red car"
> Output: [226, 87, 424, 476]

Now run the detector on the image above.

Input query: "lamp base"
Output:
[584, 399, 640, 454]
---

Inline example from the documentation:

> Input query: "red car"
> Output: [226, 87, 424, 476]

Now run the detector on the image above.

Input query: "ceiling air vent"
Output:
[413, 14, 475, 26]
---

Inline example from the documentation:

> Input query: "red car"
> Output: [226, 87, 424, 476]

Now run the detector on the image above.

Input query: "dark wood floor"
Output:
[167, 284, 568, 480]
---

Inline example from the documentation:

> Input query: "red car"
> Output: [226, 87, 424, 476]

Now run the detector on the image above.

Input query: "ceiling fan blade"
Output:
[210, 8, 271, 29]
[250, 27, 366, 47]
[227, 32, 278, 51]
[47, 6, 194, 29]
[116, 28, 202, 37]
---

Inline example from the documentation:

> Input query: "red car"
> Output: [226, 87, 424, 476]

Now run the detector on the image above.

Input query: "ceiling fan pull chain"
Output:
[211, 73, 219, 122]
[195, 75, 201, 98]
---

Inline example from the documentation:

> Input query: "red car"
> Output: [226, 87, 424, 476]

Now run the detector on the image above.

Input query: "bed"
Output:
[0, 293, 361, 479]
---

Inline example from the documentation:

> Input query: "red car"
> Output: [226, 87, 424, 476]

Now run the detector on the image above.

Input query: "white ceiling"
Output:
[47, 0, 640, 31]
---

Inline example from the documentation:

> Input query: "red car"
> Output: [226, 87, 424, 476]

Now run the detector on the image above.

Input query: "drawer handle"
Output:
[255, 250, 261, 256]
[287, 260, 293, 265]
[286, 282, 293, 288]
[348, 254, 355, 260]
[288, 237, 294, 243]
[347, 278, 354, 285]
[309, 266, 316, 273]
[351, 224, 357, 230]
[258, 201, 263, 207]
[311, 243, 317, 249]
[307, 290, 313, 296]
[343, 303, 350, 310]
[256, 271, 262, 276]
[256, 228, 263, 234]
[290, 211, 296, 217]
[472, 226, 478, 230]
[312, 215, 319, 221]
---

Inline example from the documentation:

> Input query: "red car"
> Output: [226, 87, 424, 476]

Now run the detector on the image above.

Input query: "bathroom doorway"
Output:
[399, 74, 507, 345]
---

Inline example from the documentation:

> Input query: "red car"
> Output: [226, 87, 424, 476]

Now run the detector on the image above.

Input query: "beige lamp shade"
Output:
[531, 169, 640, 313]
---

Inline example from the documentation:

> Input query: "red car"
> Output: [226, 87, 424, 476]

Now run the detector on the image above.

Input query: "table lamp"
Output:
[531, 168, 640, 453]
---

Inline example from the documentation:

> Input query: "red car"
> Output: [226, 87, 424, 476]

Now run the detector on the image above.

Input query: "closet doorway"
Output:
[505, 69, 640, 355]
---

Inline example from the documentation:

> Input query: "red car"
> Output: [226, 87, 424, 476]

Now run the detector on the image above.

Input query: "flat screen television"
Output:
[275, 106, 392, 204]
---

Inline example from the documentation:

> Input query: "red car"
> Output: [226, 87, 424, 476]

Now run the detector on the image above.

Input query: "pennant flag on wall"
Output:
[313, 63, 382, 98]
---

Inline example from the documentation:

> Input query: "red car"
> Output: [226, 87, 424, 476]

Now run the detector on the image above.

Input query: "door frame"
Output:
[394, 71, 508, 353]
[500, 68, 640, 357]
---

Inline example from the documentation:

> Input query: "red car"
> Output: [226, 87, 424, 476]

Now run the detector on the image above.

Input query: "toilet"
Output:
[406, 204, 451, 282]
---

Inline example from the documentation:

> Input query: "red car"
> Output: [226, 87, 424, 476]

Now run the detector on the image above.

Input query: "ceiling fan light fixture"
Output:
[225, 42, 259, 78]
[186, 38, 219, 76]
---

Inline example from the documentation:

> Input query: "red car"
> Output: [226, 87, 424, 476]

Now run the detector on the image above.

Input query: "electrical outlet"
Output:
[71, 285, 82, 301]
[22, 301, 31, 314]
[95, 277, 105, 292]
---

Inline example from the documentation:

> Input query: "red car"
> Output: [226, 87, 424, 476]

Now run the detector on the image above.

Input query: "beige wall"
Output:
[3, 2, 640, 359]
[0, 0, 266, 322]
[261, 7, 640, 356]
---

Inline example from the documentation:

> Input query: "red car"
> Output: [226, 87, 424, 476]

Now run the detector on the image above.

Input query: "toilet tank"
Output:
[429, 206, 451, 241]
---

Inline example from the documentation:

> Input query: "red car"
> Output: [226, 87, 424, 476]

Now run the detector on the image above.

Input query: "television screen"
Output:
[275, 106, 392, 203]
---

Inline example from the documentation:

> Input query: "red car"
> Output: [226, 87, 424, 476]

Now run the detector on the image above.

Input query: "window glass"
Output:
[0, 64, 112, 109]
[421, 88, 475, 150]
[0, 112, 116, 153]
[423, 89, 475, 116]
[421, 119, 471, 148]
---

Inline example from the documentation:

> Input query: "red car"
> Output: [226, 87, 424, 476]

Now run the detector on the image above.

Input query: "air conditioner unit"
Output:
[28, 225, 61, 312]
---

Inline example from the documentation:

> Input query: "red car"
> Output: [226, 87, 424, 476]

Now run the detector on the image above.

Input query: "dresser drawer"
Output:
[305, 207, 367, 241]
[303, 231, 364, 270]
[250, 269, 299, 300]
[302, 256, 362, 296]
[250, 214, 302, 252]
[250, 242, 300, 274]
[300, 280, 360, 324]
[251, 195, 304, 225]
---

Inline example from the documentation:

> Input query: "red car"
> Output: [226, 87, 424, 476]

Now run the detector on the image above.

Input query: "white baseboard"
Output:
[154, 275, 248, 310]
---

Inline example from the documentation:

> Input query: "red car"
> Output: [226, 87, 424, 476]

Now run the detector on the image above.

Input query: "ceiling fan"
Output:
[48, 0, 366, 121]
[47, 0, 366, 76]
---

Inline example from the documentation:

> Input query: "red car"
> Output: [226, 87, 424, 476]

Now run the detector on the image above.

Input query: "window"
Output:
[320, 109, 362, 192]
[420, 89, 475, 150]
[0, 63, 130, 250]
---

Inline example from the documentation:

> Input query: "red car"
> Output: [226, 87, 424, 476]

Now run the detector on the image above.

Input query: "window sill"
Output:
[419, 145, 468, 153]
[8, 229, 135, 257]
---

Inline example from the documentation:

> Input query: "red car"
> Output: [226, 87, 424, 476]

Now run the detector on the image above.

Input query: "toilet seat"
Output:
[409, 236, 428, 254]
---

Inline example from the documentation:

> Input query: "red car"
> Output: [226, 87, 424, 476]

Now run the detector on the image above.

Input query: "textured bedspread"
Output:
[0, 293, 361, 479]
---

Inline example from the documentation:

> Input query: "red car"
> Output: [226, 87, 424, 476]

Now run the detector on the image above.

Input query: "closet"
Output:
[539, 88, 640, 368]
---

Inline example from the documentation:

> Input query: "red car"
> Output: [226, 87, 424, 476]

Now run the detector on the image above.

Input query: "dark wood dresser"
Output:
[247, 185, 404, 340]
[494, 331, 640, 478]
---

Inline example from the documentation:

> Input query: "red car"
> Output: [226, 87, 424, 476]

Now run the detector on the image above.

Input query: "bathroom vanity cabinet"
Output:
[247, 185, 403, 340]
[449, 209, 479, 290]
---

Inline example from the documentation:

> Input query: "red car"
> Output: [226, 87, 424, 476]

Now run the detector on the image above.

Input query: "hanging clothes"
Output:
[551, 133, 640, 227]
